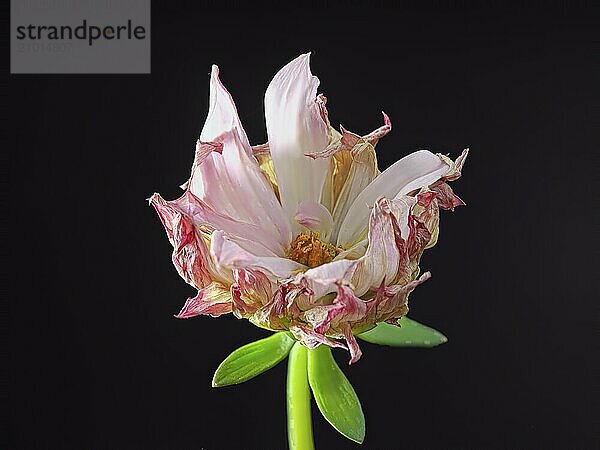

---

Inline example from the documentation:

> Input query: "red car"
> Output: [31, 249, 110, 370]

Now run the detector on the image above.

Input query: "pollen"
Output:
[287, 232, 339, 268]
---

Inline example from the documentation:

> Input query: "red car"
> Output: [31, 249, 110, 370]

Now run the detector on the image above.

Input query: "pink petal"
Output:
[175, 282, 232, 318]
[189, 65, 291, 253]
[158, 190, 281, 258]
[264, 53, 329, 230]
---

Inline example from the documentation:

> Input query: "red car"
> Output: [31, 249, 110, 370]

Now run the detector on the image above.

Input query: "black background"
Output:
[8, 2, 597, 449]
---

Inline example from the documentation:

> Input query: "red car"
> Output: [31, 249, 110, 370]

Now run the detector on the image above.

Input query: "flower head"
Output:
[150, 54, 467, 363]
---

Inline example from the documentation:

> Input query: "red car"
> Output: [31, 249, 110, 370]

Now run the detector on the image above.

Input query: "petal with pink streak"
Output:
[370, 272, 431, 324]
[294, 200, 334, 238]
[351, 198, 405, 296]
[342, 324, 363, 364]
[351, 195, 433, 297]
[265, 53, 329, 230]
[189, 65, 291, 253]
[175, 282, 232, 319]
[312, 285, 367, 334]
[149, 192, 223, 288]
[211, 230, 306, 279]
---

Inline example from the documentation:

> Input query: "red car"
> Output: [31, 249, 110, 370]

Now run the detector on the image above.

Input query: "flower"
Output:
[149, 53, 467, 364]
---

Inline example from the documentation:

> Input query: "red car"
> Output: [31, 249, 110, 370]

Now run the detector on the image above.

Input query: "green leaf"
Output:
[212, 332, 294, 387]
[307, 345, 365, 444]
[357, 316, 447, 347]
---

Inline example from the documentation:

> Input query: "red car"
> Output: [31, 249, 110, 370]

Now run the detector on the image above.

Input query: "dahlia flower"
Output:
[150, 53, 467, 365]
[150, 53, 468, 447]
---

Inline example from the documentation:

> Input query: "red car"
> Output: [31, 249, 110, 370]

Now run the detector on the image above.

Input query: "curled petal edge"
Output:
[175, 282, 232, 319]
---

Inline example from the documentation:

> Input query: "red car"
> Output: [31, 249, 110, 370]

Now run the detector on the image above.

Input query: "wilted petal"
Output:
[289, 325, 347, 350]
[351, 222, 397, 297]
[307, 112, 391, 160]
[175, 282, 232, 318]
[231, 268, 273, 318]
[386, 195, 418, 241]
[370, 272, 431, 324]
[351, 198, 411, 296]
[430, 181, 465, 210]
[415, 189, 441, 249]
[211, 230, 305, 279]
[350, 194, 433, 297]
[294, 200, 334, 238]
[149, 192, 225, 288]
[361, 112, 392, 147]
[264, 53, 329, 230]
[337, 150, 449, 247]
[341, 324, 363, 364]
[313, 285, 367, 334]
[190, 65, 291, 252]
[438, 148, 469, 181]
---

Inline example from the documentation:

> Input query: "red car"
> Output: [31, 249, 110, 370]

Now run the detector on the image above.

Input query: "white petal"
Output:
[336, 150, 449, 247]
[264, 53, 329, 231]
[211, 230, 305, 279]
[190, 65, 291, 254]
[294, 201, 333, 239]
[294, 259, 357, 300]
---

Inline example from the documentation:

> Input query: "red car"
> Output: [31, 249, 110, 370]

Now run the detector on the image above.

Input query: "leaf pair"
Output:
[212, 332, 365, 444]
[211, 317, 447, 447]
[213, 317, 447, 387]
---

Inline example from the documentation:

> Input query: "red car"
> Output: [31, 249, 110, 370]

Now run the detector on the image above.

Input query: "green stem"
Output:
[287, 342, 315, 450]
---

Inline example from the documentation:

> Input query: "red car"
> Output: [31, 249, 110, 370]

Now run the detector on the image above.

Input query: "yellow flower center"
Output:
[287, 232, 339, 268]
